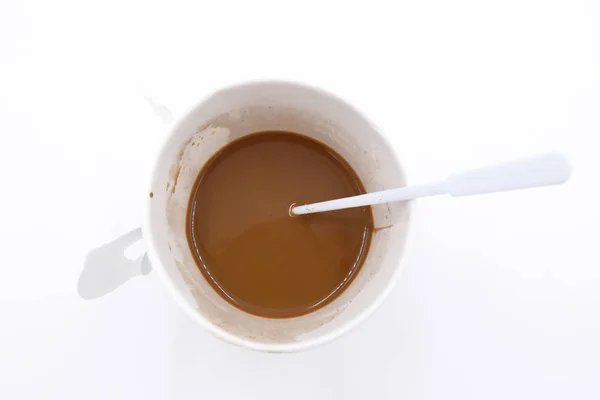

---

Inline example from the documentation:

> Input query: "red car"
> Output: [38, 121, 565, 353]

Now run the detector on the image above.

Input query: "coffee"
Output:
[186, 131, 373, 318]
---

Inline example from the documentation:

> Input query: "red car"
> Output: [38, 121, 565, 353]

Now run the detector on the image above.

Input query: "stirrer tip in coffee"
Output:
[288, 203, 297, 217]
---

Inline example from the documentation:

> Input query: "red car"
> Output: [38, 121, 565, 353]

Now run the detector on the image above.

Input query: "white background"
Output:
[1, 0, 599, 398]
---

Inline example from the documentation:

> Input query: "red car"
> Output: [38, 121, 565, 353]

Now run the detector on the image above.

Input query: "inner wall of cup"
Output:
[148, 83, 410, 345]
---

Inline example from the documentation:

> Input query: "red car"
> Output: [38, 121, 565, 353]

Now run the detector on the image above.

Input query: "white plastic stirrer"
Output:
[291, 152, 571, 216]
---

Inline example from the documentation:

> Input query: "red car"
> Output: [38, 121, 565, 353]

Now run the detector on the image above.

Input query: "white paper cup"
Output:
[80, 81, 414, 352]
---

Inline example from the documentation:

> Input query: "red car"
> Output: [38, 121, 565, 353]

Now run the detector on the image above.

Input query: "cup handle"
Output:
[78, 95, 173, 300]
[78, 228, 151, 299]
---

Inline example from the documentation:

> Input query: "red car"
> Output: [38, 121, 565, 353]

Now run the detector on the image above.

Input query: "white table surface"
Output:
[1, 0, 599, 398]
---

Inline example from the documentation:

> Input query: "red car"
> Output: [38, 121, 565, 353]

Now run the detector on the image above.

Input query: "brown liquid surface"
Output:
[186, 131, 373, 318]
